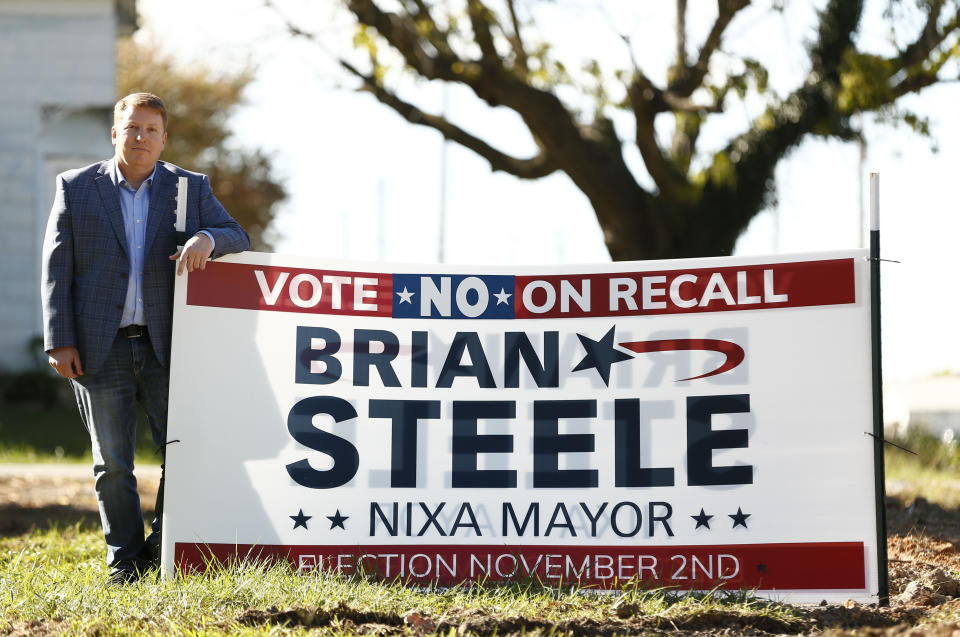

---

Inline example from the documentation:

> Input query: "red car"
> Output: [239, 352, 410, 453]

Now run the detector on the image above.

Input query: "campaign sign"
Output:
[161, 250, 879, 603]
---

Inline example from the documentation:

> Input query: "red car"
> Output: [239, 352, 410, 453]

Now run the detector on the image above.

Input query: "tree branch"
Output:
[343, 0, 633, 186]
[683, 0, 863, 255]
[340, 0, 663, 256]
[505, 0, 529, 75]
[628, 74, 690, 199]
[341, 61, 557, 179]
[467, 0, 500, 66]
[406, 0, 432, 17]
[676, 0, 688, 67]
[346, 0, 459, 80]
[837, 6, 958, 110]
[403, 0, 456, 58]
[901, 0, 945, 67]
[629, 70, 723, 115]
[892, 5, 960, 97]
[670, 0, 750, 97]
[891, 39, 957, 97]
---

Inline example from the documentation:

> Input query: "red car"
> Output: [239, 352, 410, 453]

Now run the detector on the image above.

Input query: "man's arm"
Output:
[195, 173, 250, 256]
[169, 173, 250, 275]
[41, 174, 80, 377]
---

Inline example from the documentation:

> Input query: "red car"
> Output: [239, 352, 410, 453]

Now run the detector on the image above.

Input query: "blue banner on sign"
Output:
[392, 274, 516, 319]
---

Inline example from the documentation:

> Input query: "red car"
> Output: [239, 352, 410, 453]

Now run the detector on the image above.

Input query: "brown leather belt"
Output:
[119, 325, 148, 339]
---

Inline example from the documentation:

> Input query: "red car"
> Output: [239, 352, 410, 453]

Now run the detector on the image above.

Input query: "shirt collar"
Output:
[115, 162, 159, 190]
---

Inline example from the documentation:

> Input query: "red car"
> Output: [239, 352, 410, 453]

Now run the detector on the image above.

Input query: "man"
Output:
[41, 93, 250, 585]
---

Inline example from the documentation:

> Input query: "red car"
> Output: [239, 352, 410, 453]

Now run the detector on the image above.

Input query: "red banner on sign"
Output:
[175, 541, 865, 590]
[514, 259, 856, 319]
[187, 262, 393, 317]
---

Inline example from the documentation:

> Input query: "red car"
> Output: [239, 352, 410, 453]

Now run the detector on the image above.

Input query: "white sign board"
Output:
[161, 250, 880, 602]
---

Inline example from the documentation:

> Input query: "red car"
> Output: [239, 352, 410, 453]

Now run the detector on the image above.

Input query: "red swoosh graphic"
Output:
[618, 339, 745, 381]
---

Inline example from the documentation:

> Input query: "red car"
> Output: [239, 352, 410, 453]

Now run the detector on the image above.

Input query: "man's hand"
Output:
[169, 233, 214, 275]
[49, 347, 83, 378]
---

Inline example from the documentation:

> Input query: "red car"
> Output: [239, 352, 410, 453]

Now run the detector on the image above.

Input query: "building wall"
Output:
[0, 0, 117, 370]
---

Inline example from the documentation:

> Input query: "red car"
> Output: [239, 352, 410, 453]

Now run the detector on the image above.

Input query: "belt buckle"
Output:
[124, 325, 145, 339]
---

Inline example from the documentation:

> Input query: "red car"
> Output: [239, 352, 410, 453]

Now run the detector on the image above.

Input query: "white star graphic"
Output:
[396, 286, 415, 304]
[493, 288, 512, 305]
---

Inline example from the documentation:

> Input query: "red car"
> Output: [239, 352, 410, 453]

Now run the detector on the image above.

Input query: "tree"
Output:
[271, 0, 959, 260]
[117, 38, 286, 251]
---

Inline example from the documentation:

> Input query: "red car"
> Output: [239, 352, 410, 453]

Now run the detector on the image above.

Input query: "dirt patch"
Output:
[0, 472, 159, 536]
[805, 602, 927, 629]
[233, 602, 929, 635]
[2, 619, 69, 637]
[231, 600, 956, 636]
[238, 605, 627, 635]
[237, 603, 407, 634]
[886, 495, 960, 548]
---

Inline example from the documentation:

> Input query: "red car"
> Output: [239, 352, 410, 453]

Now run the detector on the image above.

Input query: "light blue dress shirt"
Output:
[116, 163, 155, 328]
[115, 163, 214, 328]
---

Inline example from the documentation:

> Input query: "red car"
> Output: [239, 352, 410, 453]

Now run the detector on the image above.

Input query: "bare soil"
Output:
[4, 469, 960, 635]
[0, 466, 160, 536]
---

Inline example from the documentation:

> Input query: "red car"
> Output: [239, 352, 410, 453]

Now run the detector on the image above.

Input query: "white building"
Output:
[0, 0, 134, 371]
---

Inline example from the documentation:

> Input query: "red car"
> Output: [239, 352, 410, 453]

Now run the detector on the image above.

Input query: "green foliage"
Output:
[711, 58, 770, 102]
[116, 39, 286, 251]
[888, 427, 960, 474]
[884, 428, 960, 509]
[353, 24, 379, 60]
[838, 51, 895, 113]
[0, 371, 62, 408]
[702, 151, 737, 189]
[0, 402, 159, 464]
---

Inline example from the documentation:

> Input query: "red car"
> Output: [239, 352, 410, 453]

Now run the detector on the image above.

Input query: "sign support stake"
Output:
[175, 177, 188, 248]
[870, 172, 889, 605]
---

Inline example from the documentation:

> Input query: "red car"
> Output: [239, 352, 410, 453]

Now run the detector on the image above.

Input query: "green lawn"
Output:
[4, 407, 960, 634]
[0, 524, 811, 636]
[0, 402, 161, 465]
[885, 449, 960, 508]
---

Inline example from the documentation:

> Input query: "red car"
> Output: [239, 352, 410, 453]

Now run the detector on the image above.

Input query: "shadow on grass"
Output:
[886, 493, 960, 543]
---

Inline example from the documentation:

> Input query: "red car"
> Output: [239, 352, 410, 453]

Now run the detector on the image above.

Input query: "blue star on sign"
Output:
[572, 325, 633, 386]
[691, 508, 713, 530]
[290, 509, 311, 530]
[327, 510, 348, 530]
[730, 507, 751, 529]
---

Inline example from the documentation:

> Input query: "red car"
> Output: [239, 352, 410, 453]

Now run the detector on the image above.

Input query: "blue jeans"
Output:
[70, 333, 168, 567]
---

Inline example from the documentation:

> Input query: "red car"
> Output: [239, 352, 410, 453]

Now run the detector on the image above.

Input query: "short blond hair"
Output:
[113, 93, 168, 131]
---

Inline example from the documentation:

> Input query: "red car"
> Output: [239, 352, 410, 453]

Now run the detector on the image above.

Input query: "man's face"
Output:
[112, 105, 167, 175]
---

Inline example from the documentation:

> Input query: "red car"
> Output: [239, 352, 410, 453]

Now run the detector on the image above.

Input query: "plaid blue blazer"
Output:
[41, 158, 250, 374]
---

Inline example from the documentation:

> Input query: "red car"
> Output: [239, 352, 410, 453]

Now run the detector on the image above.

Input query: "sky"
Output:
[134, 0, 959, 382]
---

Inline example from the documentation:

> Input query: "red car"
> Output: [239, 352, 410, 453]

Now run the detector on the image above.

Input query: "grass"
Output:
[0, 402, 161, 465]
[0, 525, 809, 636]
[885, 430, 960, 508]
[3, 408, 960, 635]
[886, 454, 960, 508]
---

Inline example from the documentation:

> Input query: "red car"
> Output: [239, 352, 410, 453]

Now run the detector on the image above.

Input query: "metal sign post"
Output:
[870, 172, 889, 605]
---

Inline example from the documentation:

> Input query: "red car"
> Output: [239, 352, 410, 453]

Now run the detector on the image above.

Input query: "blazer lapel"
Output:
[94, 159, 128, 256]
[145, 162, 175, 255]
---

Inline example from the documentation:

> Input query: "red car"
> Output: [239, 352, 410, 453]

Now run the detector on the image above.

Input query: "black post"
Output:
[870, 173, 889, 605]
